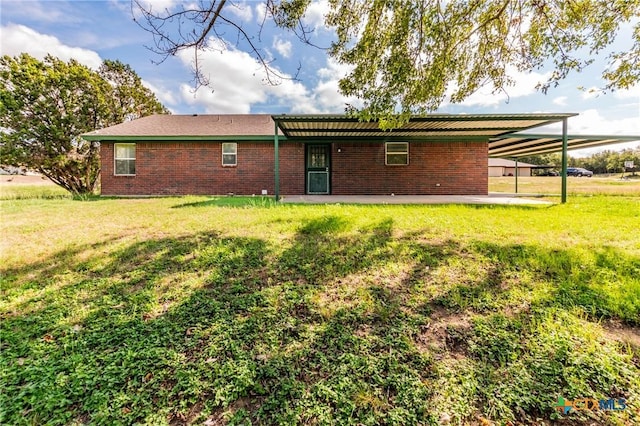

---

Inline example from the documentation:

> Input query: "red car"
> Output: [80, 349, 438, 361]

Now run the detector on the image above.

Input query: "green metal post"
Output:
[274, 120, 280, 201]
[561, 118, 568, 203]
[514, 157, 518, 194]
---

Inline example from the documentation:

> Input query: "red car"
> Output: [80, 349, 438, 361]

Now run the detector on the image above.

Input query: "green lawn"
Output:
[1, 190, 639, 425]
[489, 175, 640, 196]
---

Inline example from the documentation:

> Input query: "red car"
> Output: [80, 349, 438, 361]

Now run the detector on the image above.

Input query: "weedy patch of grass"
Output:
[0, 183, 70, 200]
[490, 175, 640, 196]
[1, 193, 639, 425]
[172, 196, 278, 209]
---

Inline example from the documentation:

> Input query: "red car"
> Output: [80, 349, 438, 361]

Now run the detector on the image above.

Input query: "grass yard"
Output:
[0, 175, 69, 200]
[489, 175, 640, 196]
[1, 186, 639, 425]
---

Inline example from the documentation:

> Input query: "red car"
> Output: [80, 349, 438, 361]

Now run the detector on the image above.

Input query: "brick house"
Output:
[82, 113, 578, 198]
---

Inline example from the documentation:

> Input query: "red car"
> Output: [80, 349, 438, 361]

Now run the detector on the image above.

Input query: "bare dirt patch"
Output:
[0, 174, 54, 185]
[602, 320, 640, 348]
[199, 396, 265, 426]
[416, 305, 472, 356]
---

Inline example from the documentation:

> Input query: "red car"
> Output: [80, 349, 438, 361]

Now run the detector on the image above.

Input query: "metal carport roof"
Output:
[273, 113, 577, 140]
[273, 113, 639, 156]
[489, 134, 640, 157]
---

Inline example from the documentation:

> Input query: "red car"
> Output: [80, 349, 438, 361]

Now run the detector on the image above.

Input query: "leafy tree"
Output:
[0, 54, 167, 196]
[581, 150, 610, 174]
[522, 147, 640, 175]
[133, 0, 639, 126]
[595, 148, 640, 175]
[517, 153, 561, 168]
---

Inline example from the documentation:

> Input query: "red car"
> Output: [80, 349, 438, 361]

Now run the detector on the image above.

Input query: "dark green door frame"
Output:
[514, 157, 519, 194]
[306, 144, 331, 194]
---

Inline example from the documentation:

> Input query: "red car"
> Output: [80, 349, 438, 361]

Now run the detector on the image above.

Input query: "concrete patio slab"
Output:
[280, 195, 552, 205]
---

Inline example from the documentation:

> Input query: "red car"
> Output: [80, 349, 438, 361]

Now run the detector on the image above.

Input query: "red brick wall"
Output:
[100, 140, 487, 196]
[331, 141, 488, 195]
[100, 142, 305, 196]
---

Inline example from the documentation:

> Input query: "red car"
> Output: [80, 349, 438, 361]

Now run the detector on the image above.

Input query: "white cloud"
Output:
[312, 58, 360, 111]
[613, 84, 640, 100]
[552, 96, 568, 106]
[127, 0, 181, 21]
[226, 1, 253, 22]
[1, 0, 83, 24]
[175, 44, 357, 114]
[302, 0, 330, 30]
[129, 0, 179, 14]
[527, 108, 640, 136]
[577, 81, 638, 101]
[569, 109, 640, 135]
[581, 86, 600, 99]
[272, 36, 293, 58]
[142, 79, 178, 109]
[176, 44, 314, 113]
[255, 2, 268, 23]
[0, 24, 102, 69]
[454, 67, 551, 107]
[571, 109, 640, 155]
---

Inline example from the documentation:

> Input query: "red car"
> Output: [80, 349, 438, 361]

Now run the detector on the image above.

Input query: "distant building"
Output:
[488, 158, 538, 177]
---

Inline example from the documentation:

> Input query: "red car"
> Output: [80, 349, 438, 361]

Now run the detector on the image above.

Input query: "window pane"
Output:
[386, 143, 408, 153]
[115, 159, 135, 175]
[222, 154, 237, 166]
[307, 145, 328, 167]
[115, 144, 135, 159]
[386, 142, 408, 165]
[387, 154, 408, 165]
[222, 143, 237, 154]
[309, 153, 327, 168]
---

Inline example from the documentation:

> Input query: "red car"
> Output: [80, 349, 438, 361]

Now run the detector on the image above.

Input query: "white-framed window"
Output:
[385, 142, 409, 165]
[114, 143, 136, 175]
[222, 143, 237, 166]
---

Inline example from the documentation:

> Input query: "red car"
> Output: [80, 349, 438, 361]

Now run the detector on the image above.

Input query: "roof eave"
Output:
[81, 134, 282, 142]
[271, 113, 579, 121]
[272, 113, 579, 139]
[489, 134, 640, 157]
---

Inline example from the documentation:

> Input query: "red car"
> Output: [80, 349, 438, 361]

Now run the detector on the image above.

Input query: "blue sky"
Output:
[1, 0, 639, 154]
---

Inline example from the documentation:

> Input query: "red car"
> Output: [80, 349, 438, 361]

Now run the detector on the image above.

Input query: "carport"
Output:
[271, 113, 638, 203]
[272, 113, 572, 201]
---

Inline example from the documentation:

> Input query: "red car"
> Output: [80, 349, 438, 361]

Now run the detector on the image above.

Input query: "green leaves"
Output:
[131, 0, 638, 124]
[0, 54, 167, 196]
[324, 0, 640, 123]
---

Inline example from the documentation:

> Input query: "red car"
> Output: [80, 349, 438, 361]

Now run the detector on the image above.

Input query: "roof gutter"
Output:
[81, 135, 284, 142]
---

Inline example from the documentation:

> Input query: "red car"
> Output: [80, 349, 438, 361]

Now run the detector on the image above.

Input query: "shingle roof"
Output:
[83, 114, 274, 139]
[82, 114, 639, 155]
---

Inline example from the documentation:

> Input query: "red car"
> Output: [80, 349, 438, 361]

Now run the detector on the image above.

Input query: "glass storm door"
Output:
[306, 144, 330, 194]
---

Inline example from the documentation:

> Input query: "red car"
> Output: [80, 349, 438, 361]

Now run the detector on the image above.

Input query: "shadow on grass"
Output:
[430, 241, 640, 325]
[1, 218, 638, 425]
